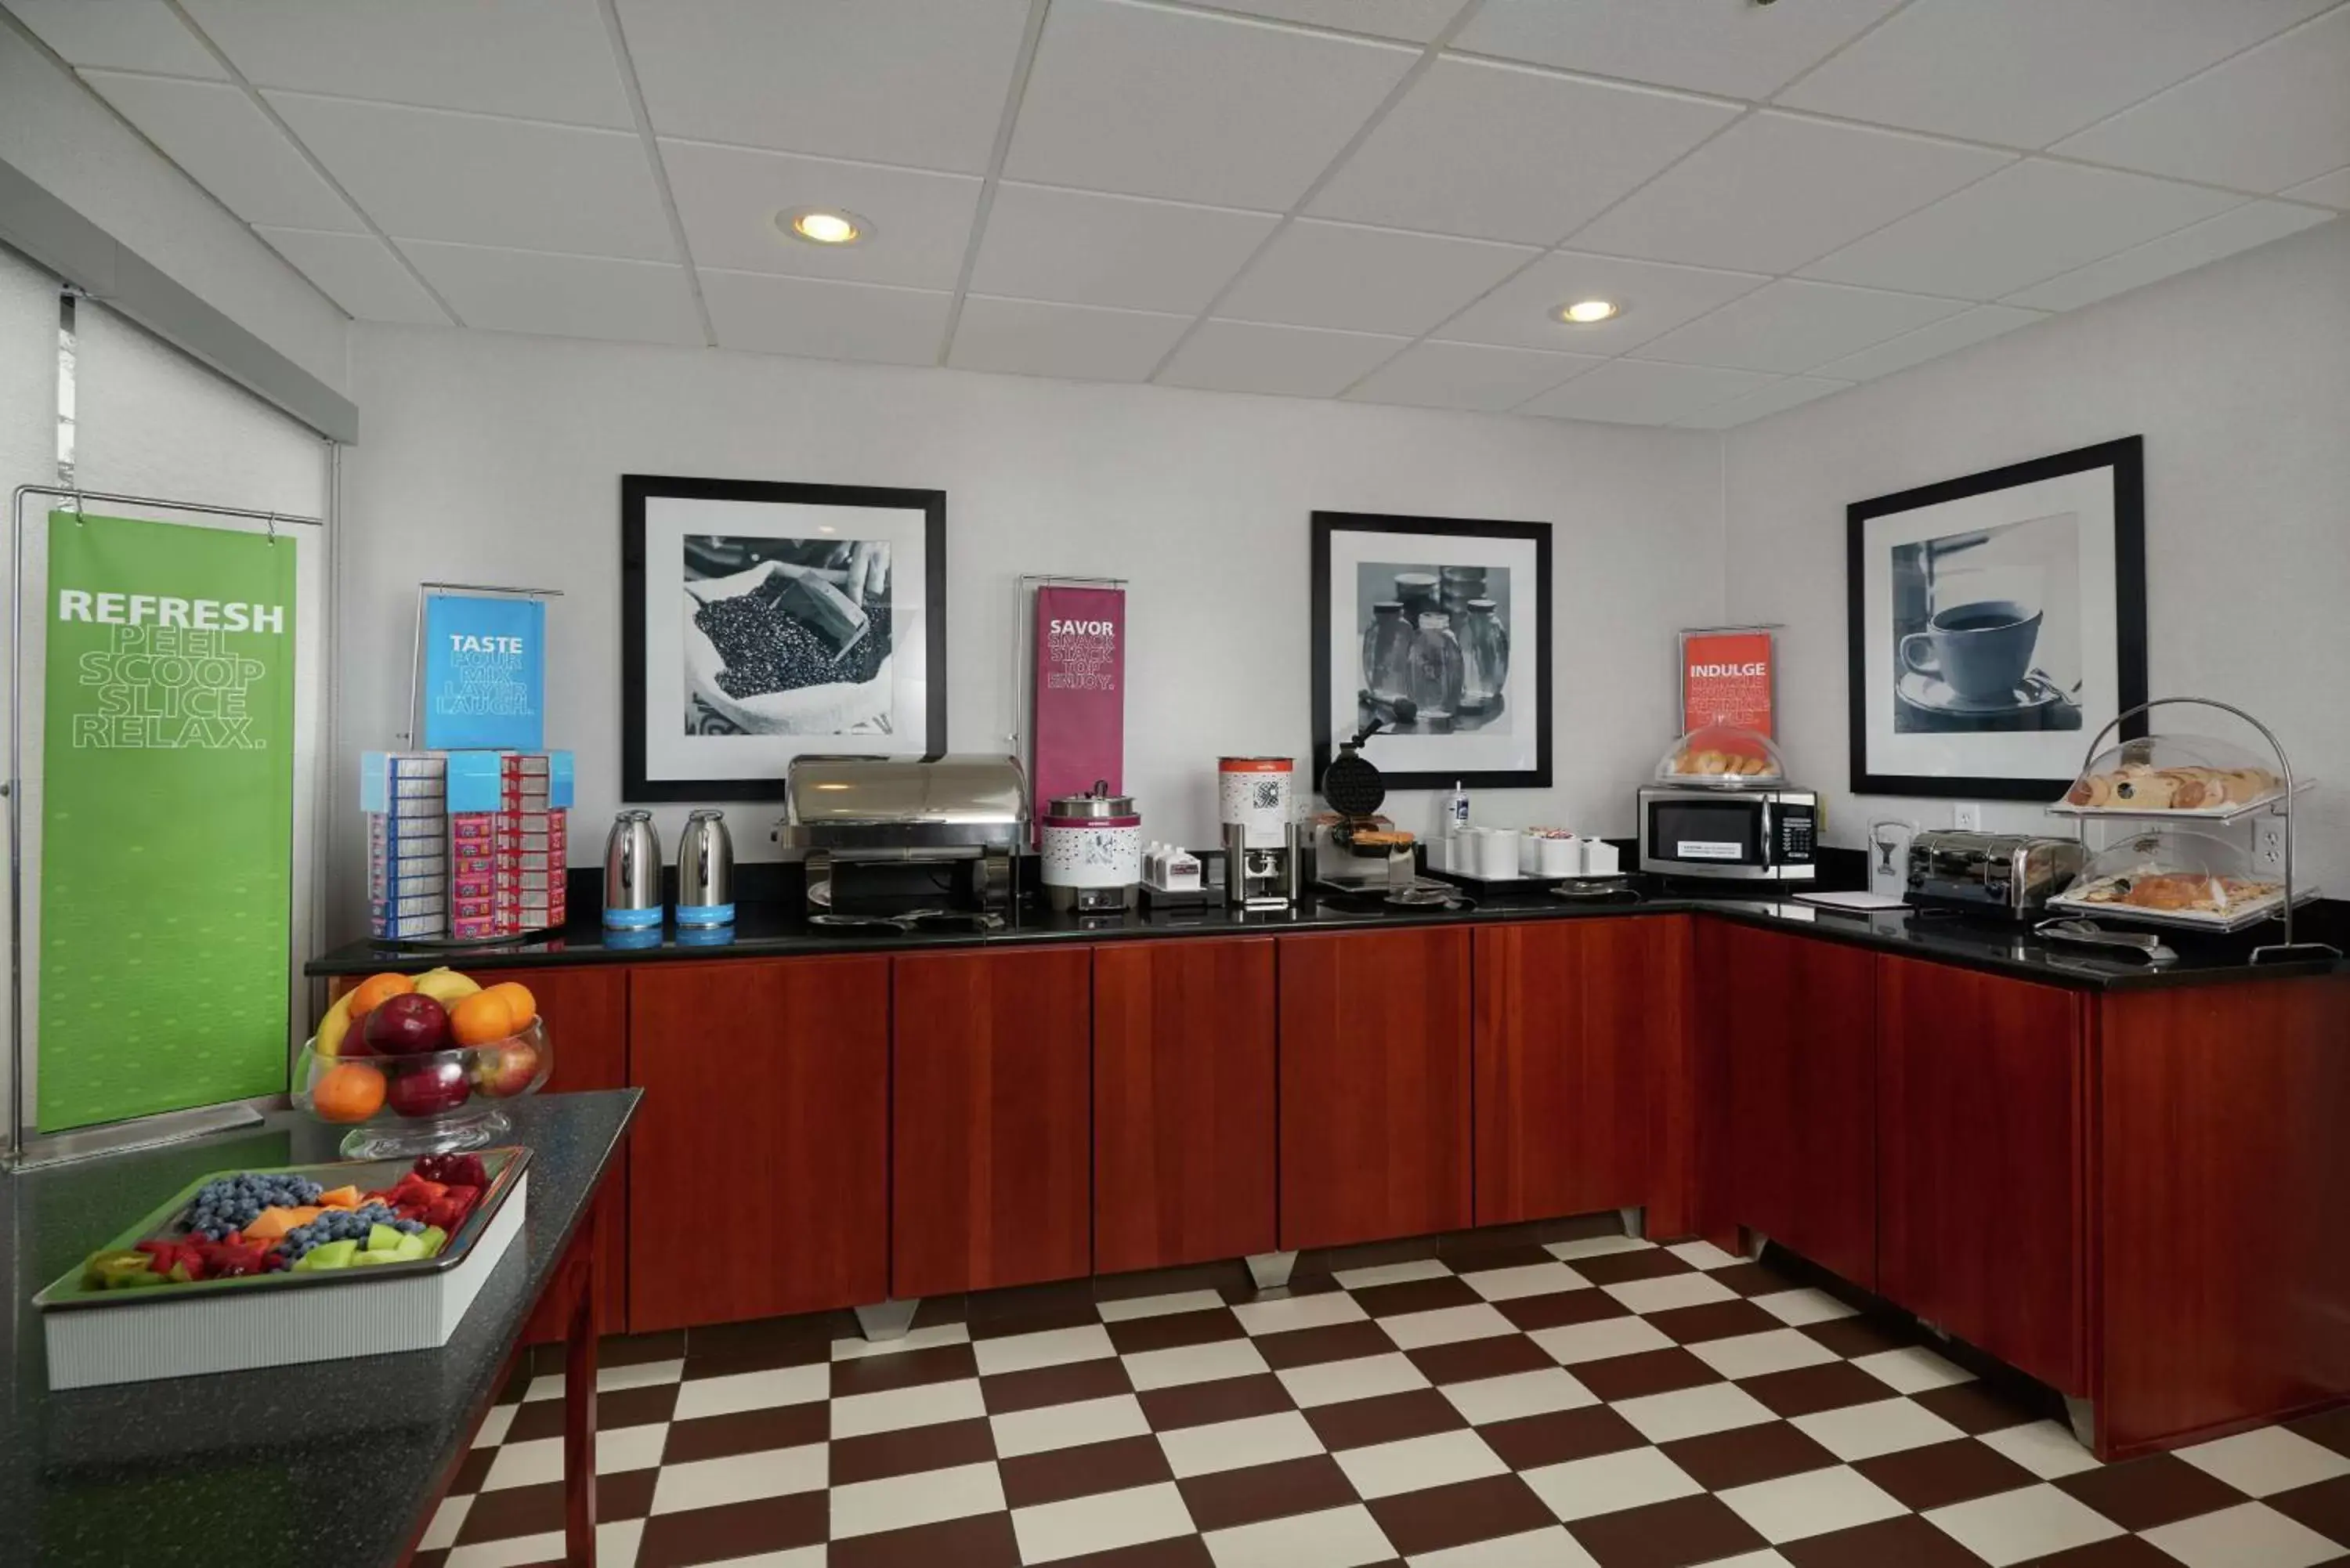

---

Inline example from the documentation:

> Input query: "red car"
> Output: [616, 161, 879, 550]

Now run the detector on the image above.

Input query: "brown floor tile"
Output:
[413, 1552, 447, 1568]
[827, 1341, 980, 1398]
[1000, 1433, 1175, 1508]
[1497, 1287, 1631, 1333]
[1781, 1512, 1993, 1567]
[1742, 1361, 1899, 1419]
[1566, 1492, 1767, 1568]
[1137, 1372, 1296, 1431]
[1350, 1276, 1484, 1318]
[1573, 1347, 1725, 1404]
[660, 1400, 829, 1465]
[504, 1382, 681, 1444]
[909, 1293, 970, 1328]
[446, 1444, 494, 1497]
[681, 1317, 836, 1377]
[2054, 1451, 2251, 1531]
[1642, 1299, 1785, 1346]
[828, 1415, 997, 1486]
[458, 1472, 655, 1544]
[1570, 1250, 1693, 1286]
[1658, 1421, 1840, 1491]
[494, 1360, 534, 1406]
[1856, 1436, 2041, 1511]
[964, 1280, 1103, 1335]
[1300, 1235, 1444, 1278]
[1407, 1332, 1558, 1386]
[1050, 1537, 1216, 1567]
[1367, 1472, 1556, 1557]
[1478, 1405, 1650, 1471]
[1911, 1377, 2048, 1434]
[1437, 1239, 1564, 1274]
[1799, 1313, 1922, 1360]
[1104, 1306, 1247, 1357]
[2293, 1406, 2350, 1459]
[826, 1511, 1023, 1568]
[1708, 1260, 1806, 1298]
[2251, 1472, 2350, 1543]
[1303, 1388, 1468, 1451]
[634, 1490, 829, 1567]
[2007, 1537, 2185, 1566]
[1093, 1259, 1253, 1305]
[1177, 1453, 1360, 1532]
[1253, 1320, 1397, 1371]
[598, 1328, 688, 1367]
[981, 1356, 1135, 1415]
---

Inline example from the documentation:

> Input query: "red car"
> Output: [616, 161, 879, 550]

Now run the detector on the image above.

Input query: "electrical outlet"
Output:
[2257, 818, 2287, 872]
[1954, 801, 1982, 832]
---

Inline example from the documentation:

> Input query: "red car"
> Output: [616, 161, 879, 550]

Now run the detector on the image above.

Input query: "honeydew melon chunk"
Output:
[415, 1226, 449, 1259]
[292, 1238, 360, 1271]
[366, 1223, 405, 1252]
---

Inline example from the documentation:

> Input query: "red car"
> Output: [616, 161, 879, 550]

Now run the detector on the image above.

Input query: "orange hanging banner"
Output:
[1680, 628, 1776, 737]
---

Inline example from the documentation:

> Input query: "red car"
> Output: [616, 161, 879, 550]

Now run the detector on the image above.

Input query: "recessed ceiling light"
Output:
[780, 208, 866, 246]
[1558, 298, 1621, 325]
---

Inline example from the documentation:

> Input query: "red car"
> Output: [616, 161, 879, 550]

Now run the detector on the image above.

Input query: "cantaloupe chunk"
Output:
[243, 1205, 324, 1241]
[316, 1186, 362, 1210]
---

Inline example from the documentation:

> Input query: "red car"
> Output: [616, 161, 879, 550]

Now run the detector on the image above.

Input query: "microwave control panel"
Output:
[1774, 803, 1817, 864]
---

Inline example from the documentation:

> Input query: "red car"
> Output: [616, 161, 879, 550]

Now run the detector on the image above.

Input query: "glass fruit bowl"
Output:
[294, 1016, 550, 1158]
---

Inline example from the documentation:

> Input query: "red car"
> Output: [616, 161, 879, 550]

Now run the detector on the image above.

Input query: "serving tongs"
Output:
[2034, 917, 2177, 966]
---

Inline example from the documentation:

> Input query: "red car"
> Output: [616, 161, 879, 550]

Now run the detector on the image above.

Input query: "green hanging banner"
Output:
[37, 511, 298, 1132]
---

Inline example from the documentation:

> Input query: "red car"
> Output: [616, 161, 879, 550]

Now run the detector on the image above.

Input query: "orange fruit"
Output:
[450, 988, 519, 1047]
[483, 981, 537, 1032]
[345, 972, 414, 1025]
[312, 1062, 387, 1123]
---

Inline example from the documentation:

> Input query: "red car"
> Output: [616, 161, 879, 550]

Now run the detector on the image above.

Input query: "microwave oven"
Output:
[1636, 784, 1818, 882]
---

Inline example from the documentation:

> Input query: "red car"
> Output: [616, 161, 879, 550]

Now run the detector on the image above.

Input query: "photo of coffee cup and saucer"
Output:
[1894, 597, 2080, 728]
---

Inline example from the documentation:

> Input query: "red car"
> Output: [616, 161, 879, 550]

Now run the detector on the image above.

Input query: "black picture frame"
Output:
[1846, 436, 2146, 801]
[1311, 510, 1553, 793]
[622, 474, 947, 802]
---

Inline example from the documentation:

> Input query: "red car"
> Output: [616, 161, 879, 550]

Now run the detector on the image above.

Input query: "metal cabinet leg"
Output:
[855, 1299, 919, 1342]
[1246, 1251, 1297, 1291]
[1618, 1206, 1646, 1240]
[2065, 1396, 2097, 1453]
[1744, 1228, 1770, 1262]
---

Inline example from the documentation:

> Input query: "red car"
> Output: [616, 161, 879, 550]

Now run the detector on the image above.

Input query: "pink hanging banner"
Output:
[1031, 584, 1126, 840]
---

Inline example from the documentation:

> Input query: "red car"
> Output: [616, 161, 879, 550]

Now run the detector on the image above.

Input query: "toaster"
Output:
[1905, 830, 2085, 919]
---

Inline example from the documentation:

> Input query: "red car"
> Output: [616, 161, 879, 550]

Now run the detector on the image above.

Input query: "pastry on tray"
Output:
[2071, 871, 2281, 914]
[2065, 763, 2280, 811]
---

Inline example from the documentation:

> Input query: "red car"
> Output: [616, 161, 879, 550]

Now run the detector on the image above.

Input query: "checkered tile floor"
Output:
[416, 1224, 2350, 1568]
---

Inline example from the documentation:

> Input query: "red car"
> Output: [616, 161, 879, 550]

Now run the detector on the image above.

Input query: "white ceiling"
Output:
[8, 0, 2344, 430]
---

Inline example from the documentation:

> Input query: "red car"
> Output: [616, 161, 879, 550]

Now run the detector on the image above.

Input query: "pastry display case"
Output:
[1654, 723, 1786, 787]
[2050, 731, 2306, 820]
[2045, 829, 2300, 933]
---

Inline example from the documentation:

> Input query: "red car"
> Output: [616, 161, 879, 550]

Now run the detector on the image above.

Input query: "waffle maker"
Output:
[1313, 722, 1428, 898]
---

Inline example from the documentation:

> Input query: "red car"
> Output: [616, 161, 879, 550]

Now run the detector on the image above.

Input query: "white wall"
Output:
[333, 324, 1727, 930]
[1723, 219, 2350, 891]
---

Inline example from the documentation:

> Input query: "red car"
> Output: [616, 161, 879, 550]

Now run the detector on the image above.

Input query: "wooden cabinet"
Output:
[1278, 927, 1472, 1252]
[1473, 917, 1694, 1234]
[892, 946, 1093, 1297]
[1877, 956, 2087, 1395]
[518, 966, 632, 1342]
[1094, 938, 1277, 1275]
[627, 957, 890, 1333]
[1697, 922, 1878, 1289]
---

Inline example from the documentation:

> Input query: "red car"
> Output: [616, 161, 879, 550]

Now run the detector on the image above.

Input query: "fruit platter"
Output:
[297, 966, 551, 1158]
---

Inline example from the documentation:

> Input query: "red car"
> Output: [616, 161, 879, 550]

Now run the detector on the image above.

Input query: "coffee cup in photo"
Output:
[1901, 598, 2043, 701]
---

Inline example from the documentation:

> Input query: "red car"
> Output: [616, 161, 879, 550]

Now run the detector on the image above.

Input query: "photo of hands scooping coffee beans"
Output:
[1889, 510, 2083, 733]
[682, 533, 895, 736]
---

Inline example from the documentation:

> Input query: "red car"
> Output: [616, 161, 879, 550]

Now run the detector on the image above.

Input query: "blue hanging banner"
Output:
[421, 592, 546, 750]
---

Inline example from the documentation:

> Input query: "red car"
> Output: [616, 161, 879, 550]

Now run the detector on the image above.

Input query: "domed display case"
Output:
[1655, 723, 1785, 788]
[2046, 829, 2294, 933]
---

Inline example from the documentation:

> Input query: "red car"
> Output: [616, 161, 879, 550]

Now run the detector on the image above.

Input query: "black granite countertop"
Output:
[2, 1089, 640, 1568]
[306, 880, 2348, 992]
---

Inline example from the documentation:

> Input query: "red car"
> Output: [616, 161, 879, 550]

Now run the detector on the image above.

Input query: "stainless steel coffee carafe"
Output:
[602, 810, 662, 930]
[677, 808, 736, 927]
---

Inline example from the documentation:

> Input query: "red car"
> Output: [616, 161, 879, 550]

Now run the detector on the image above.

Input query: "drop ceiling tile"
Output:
[1777, 0, 2337, 150]
[1004, 0, 1417, 210]
[1800, 157, 2243, 300]
[1808, 303, 2046, 381]
[2283, 167, 2350, 210]
[1218, 219, 1536, 334]
[266, 92, 674, 260]
[615, 0, 1029, 172]
[2001, 201, 2337, 312]
[255, 227, 448, 324]
[660, 140, 980, 290]
[1673, 375, 1852, 429]
[79, 72, 360, 233]
[1567, 111, 2011, 275]
[1307, 56, 1738, 244]
[699, 269, 951, 366]
[967, 183, 1279, 314]
[2052, 6, 2350, 193]
[1345, 340, 1602, 411]
[1158, 320, 1408, 397]
[1455, 0, 1904, 100]
[949, 295, 1191, 381]
[180, 0, 630, 128]
[398, 240, 701, 345]
[5, 0, 223, 76]
[1517, 357, 1772, 424]
[1431, 251, 1767, 353]
[1181, 0, 1464, 42]
[1637, 279, 1967, 374]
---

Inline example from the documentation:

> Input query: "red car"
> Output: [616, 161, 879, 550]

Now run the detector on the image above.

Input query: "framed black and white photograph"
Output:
[623, 475, 945, 801]
[1847, 437, 2146, 800]
[1312, 511, 1552, 791]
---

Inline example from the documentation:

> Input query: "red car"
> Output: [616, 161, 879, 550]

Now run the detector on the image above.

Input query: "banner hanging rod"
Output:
[12, 485, 324, 529]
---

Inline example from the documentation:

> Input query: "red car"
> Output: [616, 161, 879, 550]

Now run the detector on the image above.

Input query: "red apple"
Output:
[473, 1040, 541, 1099]
[363, 992, 450, 1057]
[386, 1060, 470, 1118]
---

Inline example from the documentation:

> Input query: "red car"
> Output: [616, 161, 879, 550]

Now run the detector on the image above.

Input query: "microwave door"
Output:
[1646, 797, 1770, 877]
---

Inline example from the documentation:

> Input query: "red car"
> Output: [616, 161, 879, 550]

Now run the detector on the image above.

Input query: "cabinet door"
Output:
[1697, 921, 1878, 1288]
[1878, 956, 2086, 1394]
[1474, 917, 1693, 1233]
[1278, 927, 1472, 1252]
[519, 966, 631, 1342]
[627, 957, 890, 1332]
[1094, 938, 1277, 1274]
[893, 946, 1093, 1297]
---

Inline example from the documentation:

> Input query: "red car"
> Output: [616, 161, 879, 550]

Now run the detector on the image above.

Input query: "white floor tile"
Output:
[1602, 1274, 1737, 1314]
[2176, 1425, 2350, 1498]
[1235, 1291, 1369, 1336]
[1792, 1397, 1967, 1461]
[1978, 1418, 2102, 1479]
[1458, 1262, 1591, 1302]
[990, 1393, 1151, 1458]
[829, 1458, 1004, 1540]
[671, 1363, 829, 1420]
[1441, 1367, 1597, 1427]
[595, 1519, 643, 1568]
[1522, 1445, 1702, 1523]
[971, 1323, 1117, 1378]
[1099, 1289, 1231, 1323]
[1407, 1526, 1603, 1566]
[419, 1494, 471, 1551]
[1335, 1429, 1508, 1500]
[1014, 1479, 1195, 1563]
[2139, 1500, 2343, 1568]
[1717, 1465, 1907, 1543]
[830, 1322, 971, 1359]
[441, 1524, 642, 1568]
[829, 1376, 988, 1439]
[1752, 1289, 1856, 1327]
[1613, 1382, 1778, 1443]
[1668, 1241, 1744, 1270]
[1925, 1482, 2124, 1566]
[696, 1551, 824, 1568]
[1332, 1258, 1454, 1290]
[533, 1360, 686, 1399]
[1277, 1351, 1432, 1408]
[1528, 1316, 1674, 1366]
[649, 1443, 827, 1516]
[1703, 1554, 1799, 1567]
[480, 1422, 667, 1491]
[1158, 1410, 1326, 1479]
[1547, 1235, 1654, 1262]
[1379, 1302, 1518, 1350]
[471, 1404, 515, 1447]
[1690, 1328, 1840, 1381]
[1204, 1502, 1394, 1568]
[1852, 1345, 1975, 1394]
[1123, 1337, 1271, 1390]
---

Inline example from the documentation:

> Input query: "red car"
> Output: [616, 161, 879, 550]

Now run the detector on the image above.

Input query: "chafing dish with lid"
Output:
[776, 754, 1026, 913]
